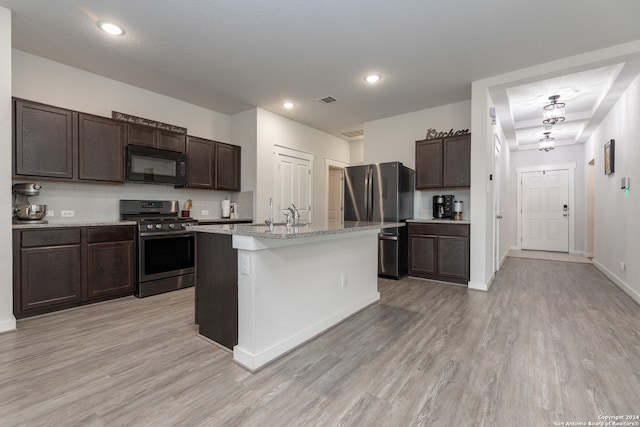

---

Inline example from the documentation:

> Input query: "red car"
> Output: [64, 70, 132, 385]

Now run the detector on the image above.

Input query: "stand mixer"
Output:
[13, 183, 48, 223]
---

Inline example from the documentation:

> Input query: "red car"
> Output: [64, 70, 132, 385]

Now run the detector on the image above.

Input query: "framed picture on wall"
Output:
[604, 139, 615, 175]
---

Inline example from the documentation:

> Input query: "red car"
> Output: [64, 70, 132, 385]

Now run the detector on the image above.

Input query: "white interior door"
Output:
[327, 167, 344, 227]
[274, 148, 313, 223]
[521, 169, 569, 252]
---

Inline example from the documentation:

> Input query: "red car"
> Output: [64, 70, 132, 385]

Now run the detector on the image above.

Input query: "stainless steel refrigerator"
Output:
[344, 162, 414, 279]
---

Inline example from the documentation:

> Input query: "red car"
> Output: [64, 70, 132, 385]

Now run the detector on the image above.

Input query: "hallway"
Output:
[0, 258, 638, 426]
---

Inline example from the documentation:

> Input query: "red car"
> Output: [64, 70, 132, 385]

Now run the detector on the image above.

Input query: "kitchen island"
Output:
[191, 221, 399, 371]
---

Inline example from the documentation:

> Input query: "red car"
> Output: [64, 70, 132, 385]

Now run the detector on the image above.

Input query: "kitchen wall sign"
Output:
[424, 128, 469, 140]
[112, 111, 187, 135]
[604, 139, 615, 175]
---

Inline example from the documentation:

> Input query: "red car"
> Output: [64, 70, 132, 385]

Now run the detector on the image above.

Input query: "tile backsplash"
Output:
[13, 180, 253, 222]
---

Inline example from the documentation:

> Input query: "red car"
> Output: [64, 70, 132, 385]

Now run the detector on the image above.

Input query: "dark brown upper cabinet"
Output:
[78, 113, 125, 182]
[13, 98, 125, 183]
[415, 134, 471, 189]
[127, 123, 185, 153]
[185, 136, 215, 188]
[186, 137, 241, 191]
[14, 99, 74, 179]
[214, 142, 241, 192]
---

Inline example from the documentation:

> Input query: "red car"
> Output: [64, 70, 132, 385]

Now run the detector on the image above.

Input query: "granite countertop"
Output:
[12, 220, 137, 229]
[407, 218, 471, 225]
[190, 221, 402, 239]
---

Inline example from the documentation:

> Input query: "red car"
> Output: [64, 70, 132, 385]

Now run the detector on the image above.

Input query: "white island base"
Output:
[231, 229, 380, 371]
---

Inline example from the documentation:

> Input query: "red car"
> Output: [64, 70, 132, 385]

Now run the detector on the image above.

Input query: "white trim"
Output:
[0, 317, 17, 334]
[325, 158, 348, 227]
[593, 260, 640, 306]
[516, 163, 576, 253]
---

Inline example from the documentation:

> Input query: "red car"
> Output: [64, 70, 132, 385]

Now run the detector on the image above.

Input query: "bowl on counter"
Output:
[14, 204, 47, 221]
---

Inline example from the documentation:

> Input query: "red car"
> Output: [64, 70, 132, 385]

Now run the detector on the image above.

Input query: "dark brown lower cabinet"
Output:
[196, 233, 238, 350]
[408, 222, 470, 285]
[13, 225, 136, 319]
[86, 226, 136, 300]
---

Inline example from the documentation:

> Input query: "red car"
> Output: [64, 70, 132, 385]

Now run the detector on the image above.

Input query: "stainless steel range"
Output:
[120, 200, 198, 297]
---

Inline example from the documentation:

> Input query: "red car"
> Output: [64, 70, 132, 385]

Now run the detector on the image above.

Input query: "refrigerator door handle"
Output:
[367, 167, 374, 221]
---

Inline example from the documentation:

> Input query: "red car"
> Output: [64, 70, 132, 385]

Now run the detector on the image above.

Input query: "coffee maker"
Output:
[433, 195, 454, 219]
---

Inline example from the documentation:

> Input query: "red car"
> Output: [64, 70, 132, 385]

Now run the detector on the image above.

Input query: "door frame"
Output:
[516, 162, 576, 253]
[493, 134, 502, 272]
[325, 158, 348, 227]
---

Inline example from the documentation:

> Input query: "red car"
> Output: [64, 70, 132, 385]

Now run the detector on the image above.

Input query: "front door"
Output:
[521, 169, 569, 252]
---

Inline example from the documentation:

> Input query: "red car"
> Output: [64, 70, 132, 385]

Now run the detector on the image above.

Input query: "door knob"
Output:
[496, 215, 503, 219]
[563, 213, 568, 217]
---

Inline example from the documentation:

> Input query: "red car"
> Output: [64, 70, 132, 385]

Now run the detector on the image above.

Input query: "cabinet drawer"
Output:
[408, 223, 469, 237]
[21, 229, 81, 248]
[87, 226, 135, 243]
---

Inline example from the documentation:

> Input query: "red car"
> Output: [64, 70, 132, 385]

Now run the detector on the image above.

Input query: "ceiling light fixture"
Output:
[539, 132, 555, 152]
[282, 101, 295, 109]
[542, 95, 565, 125]
[98, 21, 125, 36]
[364, 74, 381, 84]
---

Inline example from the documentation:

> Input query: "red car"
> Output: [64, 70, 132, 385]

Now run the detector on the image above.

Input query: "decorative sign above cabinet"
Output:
[424, 128, 469, 140]
[112, 111, 187, 135]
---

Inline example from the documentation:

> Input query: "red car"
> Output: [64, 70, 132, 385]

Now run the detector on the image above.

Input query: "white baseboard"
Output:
[234, 293, 380, 371]
[593, 260, 640, 306]
[0, 316, 17, 334]
[469, 279, 490, 292]
[570, 250, 583, 256]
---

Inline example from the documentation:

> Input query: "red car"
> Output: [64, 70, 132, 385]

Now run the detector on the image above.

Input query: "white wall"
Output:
[587, 74, 640, 304]
[363, 101, 472, 219]
[0, 7, 15, 333]
[349, 140, 364, 165]
[253, 108, 351, 224]
[508, 144, 586, 253]
[363, 100, 471, 168]
[13, 50, 231, 142]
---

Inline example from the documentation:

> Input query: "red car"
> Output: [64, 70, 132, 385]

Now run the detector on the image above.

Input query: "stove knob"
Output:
[181, 223, 189, 229]
[155, 224, 162, 229]
[168, 223, 175, 229]
[146, 224, 154, 230]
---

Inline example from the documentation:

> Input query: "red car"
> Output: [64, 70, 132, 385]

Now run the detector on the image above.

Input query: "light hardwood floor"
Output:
[1, 258, 639, 426]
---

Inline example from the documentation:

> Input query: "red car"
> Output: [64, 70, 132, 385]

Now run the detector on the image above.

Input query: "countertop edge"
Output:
[406, 219, 471, 225]
[190, 222, 402, 239]
[12, 220, 137, 229]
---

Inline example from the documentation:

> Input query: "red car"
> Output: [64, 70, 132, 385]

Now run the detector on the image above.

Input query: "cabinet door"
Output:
[20, 245, 82, 311]
[14, 99, 74, 179]
[78, 114, 125, 182]
[214, 142, 241, 191]
[186, 136, 214, 188]
[415, 139, 443, 189]
[157, 130, 185, 153]
[437, 235, 470, 280]
[86, 240, 135, 299]
[127, 124, 156, 148]
[408, 234, 437, 275]
[443, 134, 471, 187]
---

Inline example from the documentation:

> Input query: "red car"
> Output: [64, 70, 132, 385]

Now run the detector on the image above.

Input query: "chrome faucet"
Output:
[291, 204, 300, 225]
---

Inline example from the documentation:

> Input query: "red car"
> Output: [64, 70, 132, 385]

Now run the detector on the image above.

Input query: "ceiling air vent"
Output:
[316, 96, 337, 104]
[341, 129, 364, 139]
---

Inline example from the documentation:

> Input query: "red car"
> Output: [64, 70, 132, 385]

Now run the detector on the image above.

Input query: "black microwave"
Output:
[126, 145, 187, 186]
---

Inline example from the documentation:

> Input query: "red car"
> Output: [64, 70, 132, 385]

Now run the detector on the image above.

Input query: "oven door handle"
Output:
[139, 230, 195, 237]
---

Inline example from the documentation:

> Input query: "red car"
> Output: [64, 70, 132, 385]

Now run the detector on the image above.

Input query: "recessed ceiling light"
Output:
[364, 74, 381, 84]
[282, 101, 295, 109]
[98, 21, 125, 36]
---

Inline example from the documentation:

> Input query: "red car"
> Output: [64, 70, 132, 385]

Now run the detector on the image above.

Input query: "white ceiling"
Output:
[2, 0, 640, 144]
